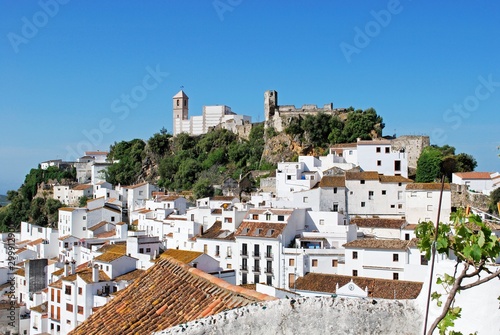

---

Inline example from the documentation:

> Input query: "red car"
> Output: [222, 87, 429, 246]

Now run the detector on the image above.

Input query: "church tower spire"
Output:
[173, 90, 189, 136]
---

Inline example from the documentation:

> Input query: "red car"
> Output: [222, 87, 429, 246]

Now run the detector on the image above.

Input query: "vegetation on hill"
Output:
[0, 195, 9, 206]
[0, 166, 71, 231]
[285, 107, 384, 148]
[415, 145, 477, 183]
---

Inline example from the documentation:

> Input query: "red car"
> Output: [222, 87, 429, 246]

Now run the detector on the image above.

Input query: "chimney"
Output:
[93, 263, 99, 283]
[64, 260, 70, 277]
[70, 260, 76, 275]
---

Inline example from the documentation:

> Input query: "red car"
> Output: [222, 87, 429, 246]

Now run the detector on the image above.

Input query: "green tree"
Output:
[416, 146, 444, 182]
[148, 131, 172, 157]
[489, 187, 500, 214]
[455, 153, 477, 172]
[192, 178, 214, 199]
[415, 209, 500, 334]
[78, 196, 89, 207]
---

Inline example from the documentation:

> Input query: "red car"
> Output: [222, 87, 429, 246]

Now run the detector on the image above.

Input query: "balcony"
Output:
[240, 251, 248, 258]
[264, 267, 273, 275]
[240, 266, 248, 272]
[252, 266, 261, 273]
[265, 253, 273, 260]
[252, 251, 261, 259]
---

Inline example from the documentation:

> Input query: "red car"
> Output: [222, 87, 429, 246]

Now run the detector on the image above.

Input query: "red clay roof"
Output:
[319, 176, 346, 188]
[68, 256, 274, 335]
[454, 172, 492, 179]
[196, 221, 234, 240]
[351, 218, 406, 229]
[379, 175, 413, 183]
[235, 221, 286, 238]
[343, 239, 412, 250]
[72, 184, 93, 191]
[346, 171, 380, 180]
[161, 249, 203, 264]
[295, 273, 422, 299]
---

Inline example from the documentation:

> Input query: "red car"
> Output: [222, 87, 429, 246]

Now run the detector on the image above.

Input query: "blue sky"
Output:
[1, 0, 499, 194]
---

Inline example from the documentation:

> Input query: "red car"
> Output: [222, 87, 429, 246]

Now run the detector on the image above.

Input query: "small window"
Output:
[385, 147, 390, 153]
[361, 202, 365, 207]
[66, 303, 73, 312]
[333, 187, 337, 194]
[393, 273, 399, 280]
[353, 270, 358, 277]
[227, 264, 232, 269]
[360, 180, 365, 184]
[393, 254, 399, 262]
[139, 248, 144, 253]
[78, 306, 84, 314]
[266, 213, 271, 221]
[376, 147, 381, 153]
[319, 219, 325, 225]
[395, 160, 401, 171]
[420, 255, 429, 265]
[332, 259, 338, 267]
[352, 251, 358, 259]
[427, 205, 433, 211]
[65, 285, 71, 295]
[377, 160, 381, 166]
[349, 150, 353, 155]
[287, 175, 292, 180]
[289, 258, 295, 266]
[368, 191, 374, 200]
[111, 217, 115, 222]
[427, 192, 432, 198]
[398, 182, 402, 187]
[398, 204, 403, 209]
[303, 197, 308, 203]
[78, 287, 82, 295]
[405, 233, 410, 240]
[382, 190, 386, 195]
[333, 203, 339, 212]
[312, 259, 318, 267]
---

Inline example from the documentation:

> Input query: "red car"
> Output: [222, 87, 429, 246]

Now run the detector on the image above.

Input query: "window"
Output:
[266, 213, 271, 221]
[398, 191, 403, 200]
[427, 205, 433, 211]
[385, 147, 390, 153]
[377, 160, 381, 166]
[394, 160, 401, 171]
[111, 216, 115, 222]
[361, 202, 365, 207]
[352, 251, 358, 259]
[227, 264, 232, 269]
[287, 175, 292, 180]
[427, 192, 432, 198]
[393, 273, 399, 280]
[398, 182, 402, 187]
[242, 243, 248, 256]
[252, 214, 258, 220]
[289, 258, 295, 266]
[277, 215, 284, 221]
[254, 274, 260, 284]
[405, 233, 410, 241]
[353, 270, 358, 277]
[368, 191, 374, 200]
[227, 246, 232, 258]
[332, 259, 338, 267]
[66, 303, 73, 312]
[349, 150, 353, 155]
[303, 197, 308, 203]
[421, 255, 429, 265]
[78, 306, 84, 314]
[376, 147, 381, 153]
[242, 273, 247, 285]
[78, 287, 82, 295]
[411, 191, 417, 197]
[398, 204, 403, 209]
[203, 244, 208, 253]
[139, 248, 144, 253]
[176, 99, 179, 106]
[215, 245, 220, 257]
[360, 180, 365, 184]
[382, 190, 386, 195]
[333, 203, 339, 212]
[393, 254, 399, 262]
[254, 244, 260, 257]
[319, 219, 325, 225]
[312, 259, 318, 267]
[267, 275, 272, 285]
[333, 187, 337, 194]
[83, 216, 86, 220]
[146, 248, 151, 253]
[266, 245, 272, 258]
[65, 285, 71, 295]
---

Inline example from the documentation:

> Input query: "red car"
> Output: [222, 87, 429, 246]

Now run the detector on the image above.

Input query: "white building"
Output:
[452, 171, 499, 195]
[405, 183, 451, 224]
[172, 90, 251, 136]
[124, 182, 159, 213]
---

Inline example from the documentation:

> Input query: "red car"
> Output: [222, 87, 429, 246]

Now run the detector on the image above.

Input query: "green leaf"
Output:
[477, 231, 485, 248]
[470, 244, 482, 262]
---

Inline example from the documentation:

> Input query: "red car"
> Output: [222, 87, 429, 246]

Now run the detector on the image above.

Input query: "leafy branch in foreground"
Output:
[415, 208, 500, 335]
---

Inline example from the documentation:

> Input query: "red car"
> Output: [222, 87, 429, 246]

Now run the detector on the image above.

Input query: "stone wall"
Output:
[155, 297, 423, 335]
[451, 183, 490, 212]
[391, 135, 430, 176]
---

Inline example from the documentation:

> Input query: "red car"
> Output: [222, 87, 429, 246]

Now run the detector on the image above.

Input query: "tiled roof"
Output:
[87, 205, 121, 214]
[97, 243, 127, 255]
[30, 301, 48, 314]
[162, 249, 203, 264]
[68, 256, 274, 335]
[156, 195, 181, 201]
[343, 239, 411, 250]
[235, 221, 286, 238]
[196, 221, 234, 240]
[125, 182, 148, 189]
[330, 142, 357, 149]
[346, 171, 380, 180]
[15, 247, 27, 254]
[406, 183, 451, 190]
[49, 279, 63, 289]
[94, 230, 116, 238]
[26, 238, 44, 246]
[131, 219, 138, 226]
[351, 218, 406, 229]
[94, 252, 128, 263]
[59, 207, 77, 212]
[85, 151, 108, 156]
[58, 235, 74, 241]
[52, 268, 64, 276]
[404, 224, 418, 231]
[247, 208, 294, 215]
[72, 184, 93, 191]
[88, 221, 108, 231]
[15, 268, 25, 277]
[454, 172, 492, 180]
[210, 196, 237, 201]
[211, 208, 222, 215]
[379, 175, 413, 183]
[114, 269, 145, 282]
[357, 139, 392, 145]
[62, 268, 110, 284]
[294, 273, 423, 299]
[319, 176, 345, 188]
[87, 196, 104, 203]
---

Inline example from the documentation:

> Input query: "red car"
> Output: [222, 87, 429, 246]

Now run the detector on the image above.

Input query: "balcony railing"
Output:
[240, 251, 248, 257]
[240, 266, 248, 272]
[252, 266, 261, 273]
[252, 251, 260, 259]
[265, 253, 273, 259]
[264, 267, 273, 275]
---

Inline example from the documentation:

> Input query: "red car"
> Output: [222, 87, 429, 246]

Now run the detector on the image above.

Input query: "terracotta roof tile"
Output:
[94, 230, 116, 238]
[88, 221, 108, 231]
[26, 238, 44, 246]
[114, 269, 145, 282]
[294, 273, 423, 299]
[346, 171, 380, 180]
[161, 249, 203, 264]
[30, 302, 48, 314]
[319, 176, 346, 188]
[97, 243, 126, 255]
[351, 218, 406, 229]
[124, 182, 148, 189]
[343, 239, 411, 250]
[49, 279, 63, 289]
[72, 184, 93, 191]
[454, 172, 492, 180]
[62, 268, 110, 284]
[406, 183, 451, 190]
[59, 207, 77, 212]
[379, 175, 413, 183]
[68, 256, 275, 335]
[196, 221, 234, 240]
[94, 252, 128, 263]
[235, 221, 286, 238]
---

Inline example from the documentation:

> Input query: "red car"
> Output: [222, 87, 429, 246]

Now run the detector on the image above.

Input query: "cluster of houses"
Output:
[1, 137, 499, 335]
